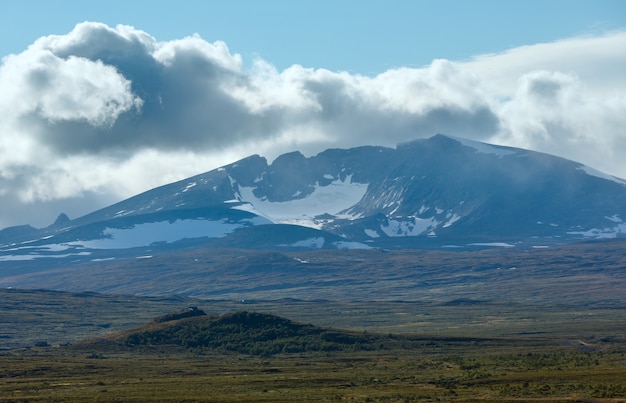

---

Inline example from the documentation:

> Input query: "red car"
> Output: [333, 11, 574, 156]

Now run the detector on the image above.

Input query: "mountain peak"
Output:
[51, 213, 71, 227]
[397, 133, 462, 150]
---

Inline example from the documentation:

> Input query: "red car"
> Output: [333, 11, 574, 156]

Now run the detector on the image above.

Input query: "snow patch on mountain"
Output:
[74, 217, 270, 249]
[7, 243, 71, 253]
[181, 182, 197, 192]
[0, 251, 91, 262]
[381, 216, 438, 237]
[0, 241, 80, 261]
[447, 135, 517, 157]
[606, 215, 623, 223]
[567, 215, 626, 239]
[469, 242, 515, 248]
[290, 237, 325, 248]
[333, 241, 372, 249]
[230, 202, 276, 223]
[578, 165, 626, 186]
[114, 209, 135, 218]
[443, 213, 461, 228]
[237, 176, 368, 229]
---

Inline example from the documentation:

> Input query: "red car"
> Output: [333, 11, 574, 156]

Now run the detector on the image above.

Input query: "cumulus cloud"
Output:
[462, 31, 626, 99]
[0, 22, 625, 228]
[494, 70, 626, 176]
[460, 32, 626, 176]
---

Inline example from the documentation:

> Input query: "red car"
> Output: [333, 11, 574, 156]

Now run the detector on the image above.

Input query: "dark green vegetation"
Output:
[2, 349, 626, 402]
[122, 311, 386, 355]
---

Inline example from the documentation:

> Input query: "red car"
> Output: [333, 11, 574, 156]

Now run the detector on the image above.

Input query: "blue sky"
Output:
[2, 0, 624, 74]
[0, 1, 625, 228]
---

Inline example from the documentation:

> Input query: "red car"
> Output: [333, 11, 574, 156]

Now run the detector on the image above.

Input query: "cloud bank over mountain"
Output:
[1, 22, 625, 228]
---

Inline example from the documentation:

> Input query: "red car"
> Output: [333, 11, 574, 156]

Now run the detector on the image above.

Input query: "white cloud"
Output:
[0, 44, 142, 127]
[0, 22, 625, 228]
[494, 70, 626, 176]
[462, 31, 626, 99]
[455, 32, 626, 180]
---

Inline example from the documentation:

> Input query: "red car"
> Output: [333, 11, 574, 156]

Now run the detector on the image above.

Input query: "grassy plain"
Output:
[3, 289, 626, 348]
[1, 332, 625, 402]
[1, 290, 626, 402]
[2, 240, 626, 305]
[1, 239, 625, 401]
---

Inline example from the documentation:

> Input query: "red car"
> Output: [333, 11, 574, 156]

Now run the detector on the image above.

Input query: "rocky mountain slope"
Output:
[2, 134, 626, 267]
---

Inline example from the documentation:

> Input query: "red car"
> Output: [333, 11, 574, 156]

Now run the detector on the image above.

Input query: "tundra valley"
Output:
[1, 136, 626, 402]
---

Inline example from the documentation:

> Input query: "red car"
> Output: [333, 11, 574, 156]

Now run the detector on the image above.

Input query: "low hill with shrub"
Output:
[122, 311, 386, 355]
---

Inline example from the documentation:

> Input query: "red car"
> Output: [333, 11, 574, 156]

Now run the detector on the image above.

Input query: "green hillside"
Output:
[122, 310, 384, 355]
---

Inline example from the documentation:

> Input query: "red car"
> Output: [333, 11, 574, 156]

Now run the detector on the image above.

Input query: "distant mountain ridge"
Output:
[2, 134, 626, 266]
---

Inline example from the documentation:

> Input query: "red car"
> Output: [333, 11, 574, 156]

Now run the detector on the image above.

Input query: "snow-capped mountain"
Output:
[2, 134, 626, 265]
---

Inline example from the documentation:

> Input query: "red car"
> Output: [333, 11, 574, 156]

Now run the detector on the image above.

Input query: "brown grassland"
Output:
[1, 290, 626, 402]
[1, 342, 626, 402]
[1, 240, 625, 401]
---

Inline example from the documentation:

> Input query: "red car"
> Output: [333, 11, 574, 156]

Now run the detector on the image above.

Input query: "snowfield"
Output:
[380, 217, 438, 237]
[237, 175, 368, 229]
[567, 222, 626, 239]
[75, 216, 271, 249]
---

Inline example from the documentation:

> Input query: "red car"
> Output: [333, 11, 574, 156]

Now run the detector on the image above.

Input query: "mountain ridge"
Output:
[2, 134, 626, 267]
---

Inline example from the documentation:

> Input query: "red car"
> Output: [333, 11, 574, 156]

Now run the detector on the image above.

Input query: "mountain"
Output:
[2, 134, 626, 267]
